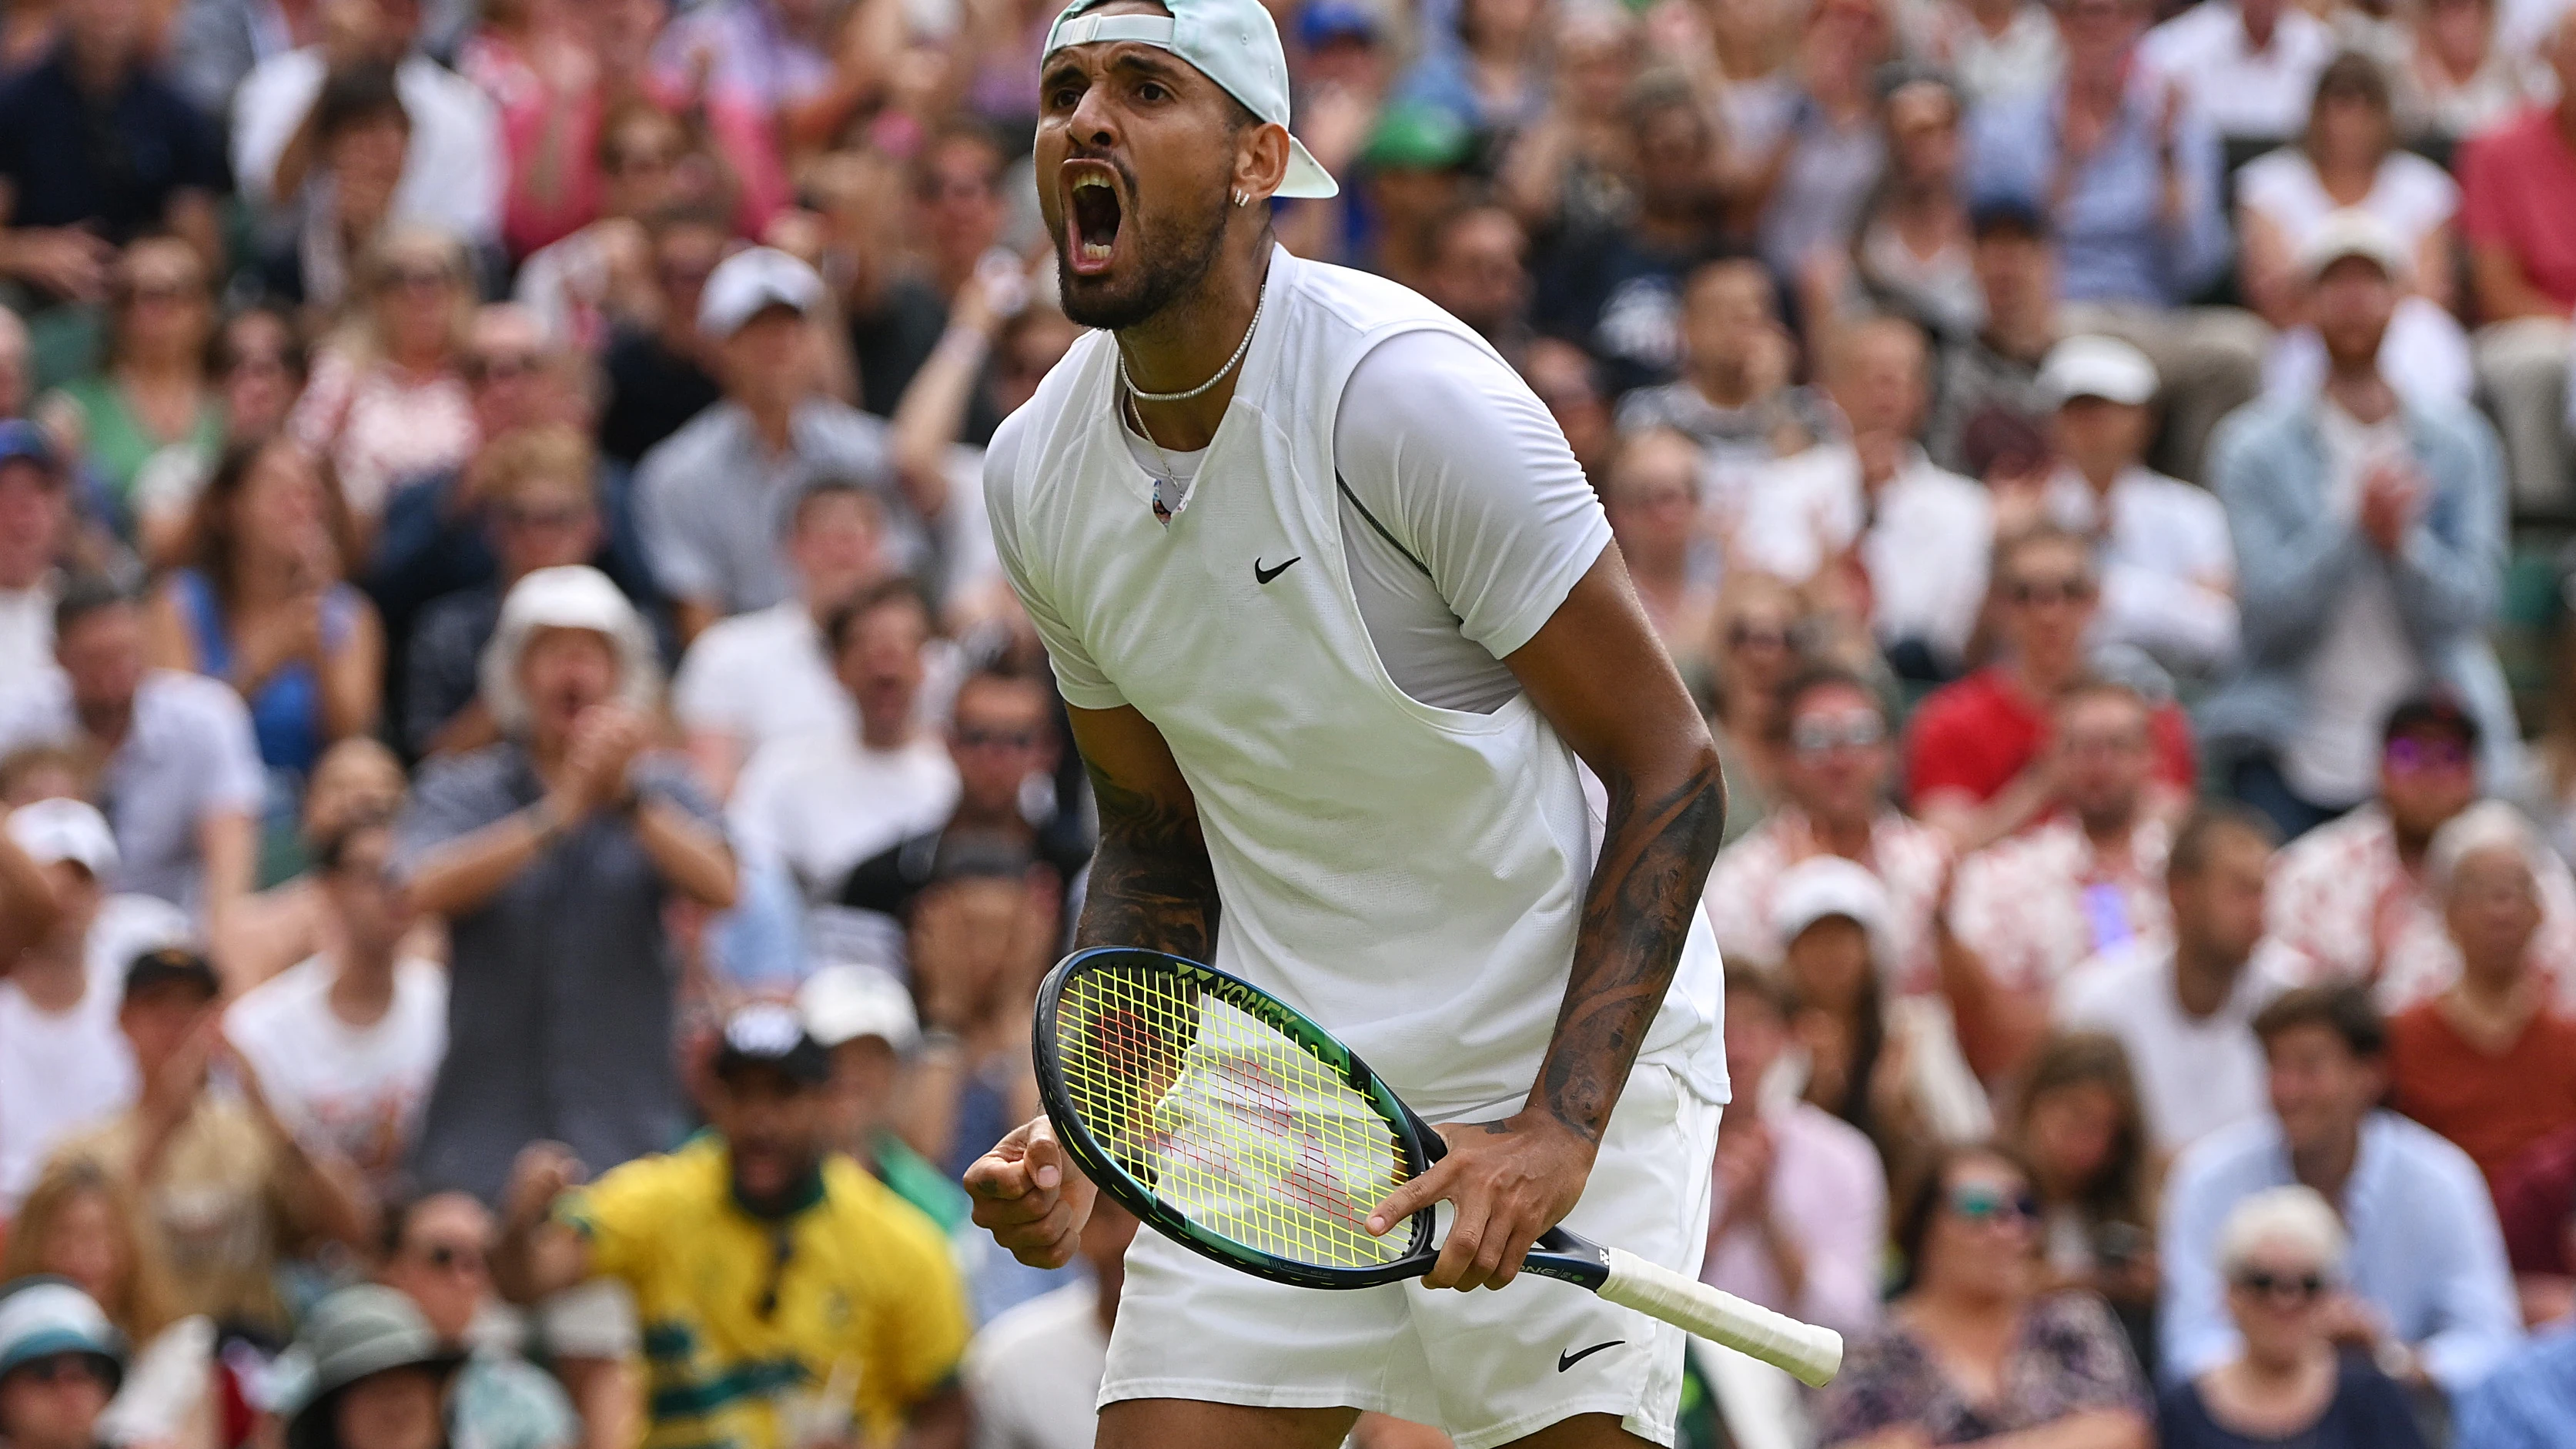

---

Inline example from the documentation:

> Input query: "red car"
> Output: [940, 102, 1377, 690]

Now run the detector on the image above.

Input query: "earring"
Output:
[1233, 189, 1250, 207]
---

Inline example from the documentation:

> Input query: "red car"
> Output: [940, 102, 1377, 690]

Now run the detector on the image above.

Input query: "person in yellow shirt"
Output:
[492, 1003, 971, 1449]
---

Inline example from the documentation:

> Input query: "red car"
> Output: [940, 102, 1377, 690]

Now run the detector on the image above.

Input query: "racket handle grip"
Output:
[1595, 1247, 1845, 1388]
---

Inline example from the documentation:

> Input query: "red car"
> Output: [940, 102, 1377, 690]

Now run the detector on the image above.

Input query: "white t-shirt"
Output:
[1735, 442, 1995, 669]
[2139, 2, 2337, 141]
[231, 50, 503, 244]
[2283, 403, 2428, 805]
[671, 603, 855, 754]
[2041, 464, 2240, 674]
[1108, 328, 1610, 715]
[2055, 937, 2298, 1151]
[0, 895, 188, 1206]
[729, 731, 960, 898]
[2234, 149, 2460, 253]
[0, 580, 59, 711]
[223, 955, 448, 1187]
[962, 1280, 1106, 1449]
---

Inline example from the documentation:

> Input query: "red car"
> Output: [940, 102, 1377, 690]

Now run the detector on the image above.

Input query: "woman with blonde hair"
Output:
[2, 1156, 216, 1449]
[287, 226, 481, 534]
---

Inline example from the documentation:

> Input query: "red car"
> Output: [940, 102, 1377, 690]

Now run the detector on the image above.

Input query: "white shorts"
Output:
[1099, 1060, 1722, 1449]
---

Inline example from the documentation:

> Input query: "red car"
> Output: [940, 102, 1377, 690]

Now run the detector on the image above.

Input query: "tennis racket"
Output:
[1032, 946, 1845, 1388]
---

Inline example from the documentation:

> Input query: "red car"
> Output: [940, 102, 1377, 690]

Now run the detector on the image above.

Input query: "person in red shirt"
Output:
[1905, 526, 2194, 850]
[2389, 801, 2576, 1201]
[2457, 10, 2576, 512]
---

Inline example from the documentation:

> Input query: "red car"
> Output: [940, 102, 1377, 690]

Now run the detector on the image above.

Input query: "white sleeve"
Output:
[983, 417, 1126, 710]
[1330, 330, 1611, 661]
[229, 52, 320, 209]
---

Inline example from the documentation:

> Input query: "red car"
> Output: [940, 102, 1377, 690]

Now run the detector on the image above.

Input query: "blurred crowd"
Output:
[3, 0, 2576, 1446]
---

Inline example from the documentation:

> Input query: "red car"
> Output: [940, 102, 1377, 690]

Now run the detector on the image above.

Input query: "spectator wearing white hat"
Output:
[0, 1277, 124, 1449]
[395, 565, 737, 1209]
[798, 962, 971, 1233]
[634, 247, 932, 644]
[2202, 209, 2517, 840]
[0, 799, 187, 1211]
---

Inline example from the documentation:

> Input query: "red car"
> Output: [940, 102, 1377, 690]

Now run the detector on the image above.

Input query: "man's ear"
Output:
[1233, 121, 1291, 206]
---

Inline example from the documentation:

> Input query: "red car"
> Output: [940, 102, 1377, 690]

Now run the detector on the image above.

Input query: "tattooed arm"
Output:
[1367, 546, 1728, 1290]
[964, 703, 1219, 1267]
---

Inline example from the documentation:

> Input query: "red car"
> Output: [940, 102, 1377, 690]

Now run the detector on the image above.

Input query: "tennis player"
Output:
[963, 1, 1731, 1444]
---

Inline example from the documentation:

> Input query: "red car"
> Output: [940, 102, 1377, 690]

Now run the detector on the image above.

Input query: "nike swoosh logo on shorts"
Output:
[1557, 1340, 1624, 1372]
[1254, 556, 1300, 585]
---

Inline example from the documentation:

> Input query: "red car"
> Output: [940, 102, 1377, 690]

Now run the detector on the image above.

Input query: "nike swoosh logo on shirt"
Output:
[1557, 1340, 1624, 1373]
[1254, 556, 1300, 585]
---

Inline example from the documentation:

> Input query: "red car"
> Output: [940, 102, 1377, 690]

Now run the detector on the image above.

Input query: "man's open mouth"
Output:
[1064, 162, 1125, 276]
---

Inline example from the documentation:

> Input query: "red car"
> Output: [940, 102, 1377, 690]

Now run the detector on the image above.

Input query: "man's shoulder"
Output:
[2273, 806, 2387, 878]
[396, 52, 499, 121]
[226, 955, 330, 1034]
[636, 402, 741, 479]
[138, 668, 253, 731]
[1911, 668, 2018, 735]
[2368, 1108, 2490, 1187]
[2170, 1113, 2286, 1192]
[816, 1153, 955, 1269]
[1288, 253, 1459, 339]
[2055, 939, 2168, 1022]
[1783, 1099, 1885, 1179]
[795, 397, 893, 453]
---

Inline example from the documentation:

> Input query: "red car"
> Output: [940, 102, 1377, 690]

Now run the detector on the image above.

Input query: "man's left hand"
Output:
[1363, 1109, 1596, 1292]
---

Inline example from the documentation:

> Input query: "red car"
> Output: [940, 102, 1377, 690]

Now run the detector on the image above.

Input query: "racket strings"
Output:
[1055, 965, 1414, 1270]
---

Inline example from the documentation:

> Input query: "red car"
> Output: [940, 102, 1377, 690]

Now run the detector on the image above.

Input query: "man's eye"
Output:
[1137, 82, 1168, 102]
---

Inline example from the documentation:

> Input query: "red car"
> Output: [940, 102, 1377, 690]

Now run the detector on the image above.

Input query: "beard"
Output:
[1054, 164, 1232, 332]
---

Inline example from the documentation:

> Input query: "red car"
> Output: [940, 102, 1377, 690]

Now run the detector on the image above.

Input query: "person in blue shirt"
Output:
[2159, 982, 2523, 1398]
[1962, 0, 2263, 483]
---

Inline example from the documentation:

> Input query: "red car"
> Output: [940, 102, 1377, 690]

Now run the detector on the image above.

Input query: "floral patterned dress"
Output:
[1814, 1291, 2150, 1445]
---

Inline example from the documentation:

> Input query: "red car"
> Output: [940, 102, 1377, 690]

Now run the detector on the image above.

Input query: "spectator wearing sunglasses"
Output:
[1906, 527, 2196, 854]
[2160, 984, 2522, 1397]
[494, 1003, 971, 1449]
[2266, 697, 2576, 1016]
[132, 306, 311, 571]
[2387, 804, 2576, 1196]
[1814, 1142, 2151, 1447]
[376, 1193, 574, 1449]
[2159, 1186, 2427, 1449]
[2200, 211, 2516, 838]
[1704, 668, 1953, 998]
[0, 1277, 125, 1449]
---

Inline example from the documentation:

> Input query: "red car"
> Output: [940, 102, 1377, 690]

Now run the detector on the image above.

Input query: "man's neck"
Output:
[1812, 806, 1874, 861]
[2289, 1121, 2363, 1203]
[949, 797, 1032, 836]
[2007, 649, 2080, 701]
[744, 396, 798, 453]
[1986, 306, 2056, 365]
[77, 697, 135, 751]
[1689, 361, 1755, 410]
[2171, 935, 2242, 1019]
[326, 945, 400, 1029]
[1121, 244, 1272, 455]
[2078, 457, 2122, 495]
[2079, 808, 2138, 855]
[2240, 6, 2279, 51]
[0, 558, 49, 594]
[2322, 365, 2398, 427]
[9, 940, 88, 1014]
[858, 718, 913, 753]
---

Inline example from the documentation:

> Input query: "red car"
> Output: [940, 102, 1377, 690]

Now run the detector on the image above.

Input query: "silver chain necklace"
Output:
[1117, 279, 1266, 403]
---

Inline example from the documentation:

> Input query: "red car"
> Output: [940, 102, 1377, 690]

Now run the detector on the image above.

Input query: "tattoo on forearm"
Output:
[1076, 761, 1222, 962]
[1536, 757, 1728, 1143]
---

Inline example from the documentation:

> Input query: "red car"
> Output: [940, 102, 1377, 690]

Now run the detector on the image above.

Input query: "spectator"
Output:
[266, 62, 416, 316]
[2157, 1186, 2429, 1449]
[637, 247, 922, 639]
[2, 1159, 212, 1449]
[2387, 802, 2576, 1193]
[1813, 1142, 2152, 1446]
[396, 564, 734, 1206]
[1737, 315, 1993, 678]
[0, 1277, 123, 1449]
[0, 578, 262, 929]
[216, 736, 410, 989]
[2160, 984, 2524, 1395]
[2405, 0, 2539, 143]
[801, 149, 969, 433]
[0, 0, 223, 316]
[64, 946, 372, 1338]
[274, 1284, 464, 1449]
[2454, 1283, 2576, 1446]
[513, 100, 685, 353]
[1348, 104, 1480, 290]
[1705, 667, 1952, 994]
[0, 421, 71, 695]
[1738, 0, 1895, 285]
[401, 426, 605, 760]
[0, 306, 27, 419]
[453, 0, 614, 264]
[1962, 0, 2255, 483]
[1521, 335, 1616, 484]
[1771, 856, 1991, 1183]
[2136, 0, 2334, 146]
[147, 438, 384, 798]
[2238, 56, 2471, 409]
[230, 0, 503, 252]
[0, 800, 184, 1210]
[494, 1002, 972, 1449]
[671, 480, 885, 801]
[2265, 697, 2576, 1012]
[1612, 256, 1834, 531]
[132, 306, 310, 571]
[1948, 679, 2179, 1076]
[374, 1193, 577, 1449]
[1923, 196, 2057, 479]
[1700, 574, 1808, 845]
[2010, 1033, 2159, 1360]
[2455, 10, 2576, 513]
[1703, 966, 1887, 1339]
[1917, 0, 2061, 105]
[2026, 335, 2241, 678]
[1906, 529, 2195, 851]
[288, 227, 482, 533]
[1842, 75, 1980, 343]
[1601, 430, 1720, 682]
[962, 1199, 1139, 1449]
[2058, 805, 2295, 1151]
[36, 238, 222, 512]
[1416, 203, 1535, 369]
[834, 666, 1087, 966]
[224, 816, 445, 1201]
[796, 964, 973, 1232]
[731, 580, 957, 924]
